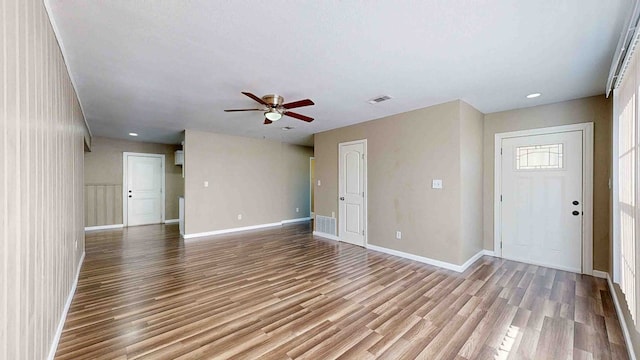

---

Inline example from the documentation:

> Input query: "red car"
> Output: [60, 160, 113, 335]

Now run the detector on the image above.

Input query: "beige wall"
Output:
[315, 100, 484, 265]
[1, 0, 87, 358]
[84, 136, 184, 225]
[184, 130, 313, 235]
[483, 95, 612, 271]
[460, 102, 485, 261]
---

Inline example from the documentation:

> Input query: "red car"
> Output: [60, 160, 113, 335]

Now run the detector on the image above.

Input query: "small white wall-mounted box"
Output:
[175, 150, 184, 166]
[432, 179, 443, 189]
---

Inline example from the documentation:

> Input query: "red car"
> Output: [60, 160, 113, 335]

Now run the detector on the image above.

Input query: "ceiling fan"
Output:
[224, 92, 315, 124]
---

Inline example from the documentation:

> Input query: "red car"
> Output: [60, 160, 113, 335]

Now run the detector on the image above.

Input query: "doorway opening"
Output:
[338, 139, 367, 247]
[123, 152, 165, 227]
[494, 123, 593, 274]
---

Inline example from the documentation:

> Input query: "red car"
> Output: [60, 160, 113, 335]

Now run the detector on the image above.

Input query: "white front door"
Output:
[339, 140, 366, 247]
[501, 130, 583, 272]
[126, 154, 163, 226]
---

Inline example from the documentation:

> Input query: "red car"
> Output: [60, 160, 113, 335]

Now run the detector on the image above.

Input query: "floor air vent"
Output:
[316, 215, 337, 236]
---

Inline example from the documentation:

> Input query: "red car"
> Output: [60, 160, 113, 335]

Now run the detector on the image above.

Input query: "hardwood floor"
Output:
[55, 222, 628, 359]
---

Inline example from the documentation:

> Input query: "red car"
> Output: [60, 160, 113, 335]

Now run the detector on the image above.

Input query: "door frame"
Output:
[122, 152, 166, 227]
[493, 123, 594, 275]
[338, 139, 368, 247]
[310, 156, 315, 218]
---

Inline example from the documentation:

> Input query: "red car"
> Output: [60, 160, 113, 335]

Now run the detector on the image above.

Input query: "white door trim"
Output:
[310, 156, 315, 218]
[338, 139, 367, 247]
[122, 152, 166, 227]
[494, 123, 594, 275]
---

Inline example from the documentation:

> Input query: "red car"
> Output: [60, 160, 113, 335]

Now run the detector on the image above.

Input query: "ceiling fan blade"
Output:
[241, 92, 268, 105]
[284, 111, 314, 122]
[282, 99, 314, 109]
[264, 118, 273, 125]
[224, 109, 262, 112]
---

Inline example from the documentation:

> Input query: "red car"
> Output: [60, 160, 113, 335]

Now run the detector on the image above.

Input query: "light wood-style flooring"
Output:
[55, 222, 628, 359]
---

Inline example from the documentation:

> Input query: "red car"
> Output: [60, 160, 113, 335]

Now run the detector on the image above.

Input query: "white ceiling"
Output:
[48, 0, 631, 146]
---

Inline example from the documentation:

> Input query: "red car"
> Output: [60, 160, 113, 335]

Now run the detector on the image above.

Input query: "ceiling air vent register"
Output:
[368, 95, 392, 104]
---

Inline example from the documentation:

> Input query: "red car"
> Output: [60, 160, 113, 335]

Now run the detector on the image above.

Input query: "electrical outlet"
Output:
[204, 181, 209, 188]
[331, 211, 335, 218]
[237, 214, 242, 220]
[296, 208, 299, 213]
[432, 179, 443, 189]
[317, 180, 321, 186]
[396, 231, 402, 239]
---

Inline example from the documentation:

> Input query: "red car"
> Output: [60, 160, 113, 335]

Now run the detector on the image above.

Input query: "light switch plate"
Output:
[432, 179, 443, 189]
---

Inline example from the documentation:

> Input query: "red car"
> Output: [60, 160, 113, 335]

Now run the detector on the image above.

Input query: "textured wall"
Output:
[84, 136, 184, 225]
[483, 95, 612, 271]
[184, 130, 313, 235]
[84, 184, 123, 226]
[1, 0, 88, 358]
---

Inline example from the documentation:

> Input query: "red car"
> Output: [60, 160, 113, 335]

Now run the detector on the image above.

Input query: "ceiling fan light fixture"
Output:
[264, 110, 282, 121]
[226, 92, 314, 124]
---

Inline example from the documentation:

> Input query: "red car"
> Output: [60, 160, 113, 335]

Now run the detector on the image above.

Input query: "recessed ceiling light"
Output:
[129, 132, 138, 137]
[526, 93, 541, 99]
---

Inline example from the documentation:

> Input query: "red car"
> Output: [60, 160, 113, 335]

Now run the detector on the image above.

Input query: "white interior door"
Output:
[126, 154, 163, 226]
[339, 141, 366, 247]
[501, 131, 583, 272]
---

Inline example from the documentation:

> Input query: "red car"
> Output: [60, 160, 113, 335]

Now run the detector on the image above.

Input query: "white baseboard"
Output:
[184, 218, 313, 240]
[312, 231, 340, 241]
[184, 222, 283, 240]
[282, 217, 312, 224]
[604, 273, 637, 360]
[366, 245, 493, 273]
[164, 219, 179, 224]
[482, 250, 496, 257]
[592, 270, 609, 279]
[84, 224, 123, 231]
[459, 250, 495, 271]
[47, 251, 85, 360]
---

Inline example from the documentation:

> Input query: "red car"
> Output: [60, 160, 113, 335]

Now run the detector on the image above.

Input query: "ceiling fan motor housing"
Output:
[262, 94, 284, 108]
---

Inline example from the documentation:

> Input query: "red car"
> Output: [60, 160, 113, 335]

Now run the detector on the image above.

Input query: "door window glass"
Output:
[516, 143, 563, 170]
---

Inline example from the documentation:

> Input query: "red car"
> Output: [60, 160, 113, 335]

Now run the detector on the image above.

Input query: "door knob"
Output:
[572, 210, 580, 216]
[339, 197, 345, 201]
[572, 200, 579, 205]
